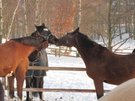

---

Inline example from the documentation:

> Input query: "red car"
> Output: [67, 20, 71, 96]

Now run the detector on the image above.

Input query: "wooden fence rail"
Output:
[2, 66, 111, 94]
[29, 66, 86, 71]
[23, 88, 110, 93]
[21, 49, 133, 93]
[46, 46, 133, 57]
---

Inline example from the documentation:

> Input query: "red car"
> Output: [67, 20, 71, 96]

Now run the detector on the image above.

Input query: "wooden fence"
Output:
[4, 47, 133, 94]
[24, 47, 133, 93]
[23, 66, 110, 93]
[46, 46, 133, 57]
[46, 46, 79, 57]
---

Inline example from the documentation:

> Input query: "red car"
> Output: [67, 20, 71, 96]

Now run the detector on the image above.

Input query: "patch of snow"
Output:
[2, 38, 6, 43]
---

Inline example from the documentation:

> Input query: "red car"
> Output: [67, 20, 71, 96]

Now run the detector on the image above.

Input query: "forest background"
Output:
[0, 0, 135, 50]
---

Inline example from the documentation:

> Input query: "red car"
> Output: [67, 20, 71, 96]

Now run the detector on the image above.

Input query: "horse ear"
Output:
[34, 24, 38, 29]
[42, 23, 45, 27]
[74, 27, 79, 33]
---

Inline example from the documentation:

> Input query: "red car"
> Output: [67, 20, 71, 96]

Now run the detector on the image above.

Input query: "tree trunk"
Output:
[78, 0, 81, 27]
[0, 0, 3, 43]
[107, 0, 112, 50]
[119, 23, 122, 39]
[133, 10, 135, 39]
[35, 0, 40, 24]
[7, 0, 21, 39]
[24, 0, 28, 35]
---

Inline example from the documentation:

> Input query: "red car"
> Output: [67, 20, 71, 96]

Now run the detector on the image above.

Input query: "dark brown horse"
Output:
[0, 23, 51, 100]
[51, 28, 135, 99]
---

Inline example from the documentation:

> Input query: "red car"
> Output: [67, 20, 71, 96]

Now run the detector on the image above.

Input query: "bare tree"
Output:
[78, 0, 81, 27]
[1, 0, 134, 49]
[24, 0, 28, 35]
[82, 0, 135, 51]
[35, 0, 40, 24]
[7, 0, 21, 39]
[48, 0, 77, 37]
[0, 0, 3, 43]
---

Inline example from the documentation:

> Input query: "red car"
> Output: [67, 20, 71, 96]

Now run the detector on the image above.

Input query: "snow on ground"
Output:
[39, 55, 116, 101]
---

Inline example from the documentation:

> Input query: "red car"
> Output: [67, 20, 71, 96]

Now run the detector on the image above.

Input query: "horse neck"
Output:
[24, 46, 36, 57]
[14, 41, 36, 56]
[74, 36, 103, 64]
[11, 36, 45, 56]
[29, 50, 40, 62]
[12, 36, 44, 47]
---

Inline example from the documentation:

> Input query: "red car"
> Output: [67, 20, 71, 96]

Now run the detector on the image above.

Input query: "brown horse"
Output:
[51, 28, 135, 99]
[0, 23, 51, 100]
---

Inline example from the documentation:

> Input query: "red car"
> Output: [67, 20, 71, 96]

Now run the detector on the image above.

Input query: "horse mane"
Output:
[11, 36, 44, 47]
[78, 32, 106, 49]
[78, 32, 95, 48]
[31, 31, 37, 37]
[28, 50, 39, 62]
[77, 32, 107, 56]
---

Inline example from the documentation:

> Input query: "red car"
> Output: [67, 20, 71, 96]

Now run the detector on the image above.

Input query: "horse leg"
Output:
[32, 77, 39, 97]
[94, 79, 104, 99]
[8, 76, 15, 99]
[39, 77, 44, 100]
[0, 81, 4, 101]
[26, 77, 33, 101]
[16, 67, 27, 100]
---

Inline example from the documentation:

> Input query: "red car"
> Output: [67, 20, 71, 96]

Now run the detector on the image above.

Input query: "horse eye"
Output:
[67, 33, 70, 35]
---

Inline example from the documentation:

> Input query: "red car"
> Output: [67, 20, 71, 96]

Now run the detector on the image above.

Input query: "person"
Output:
[26, 49, 48, 101]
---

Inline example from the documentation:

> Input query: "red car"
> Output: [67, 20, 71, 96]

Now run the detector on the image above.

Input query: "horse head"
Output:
[31, 23, 58, 44]
[56, 27, 80, 47]
[31, 23, 51, 40]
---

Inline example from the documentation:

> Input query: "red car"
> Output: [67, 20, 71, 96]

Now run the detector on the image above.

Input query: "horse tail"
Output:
[0, 81, 4, 101]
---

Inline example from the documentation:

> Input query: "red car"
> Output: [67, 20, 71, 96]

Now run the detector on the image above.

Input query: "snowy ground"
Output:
[36, 55, 116, 101]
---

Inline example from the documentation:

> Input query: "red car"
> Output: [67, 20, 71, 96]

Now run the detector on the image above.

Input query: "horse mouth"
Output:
[56, 40, 71, 47]
[48, 35, 59, 44]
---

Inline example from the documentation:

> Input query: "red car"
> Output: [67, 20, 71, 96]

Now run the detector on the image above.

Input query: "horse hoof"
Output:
[40, 100, 45, 101]
[14, 97, 22, 101]
[26, 98, 33, 101]
[8, 96, 16, 101]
